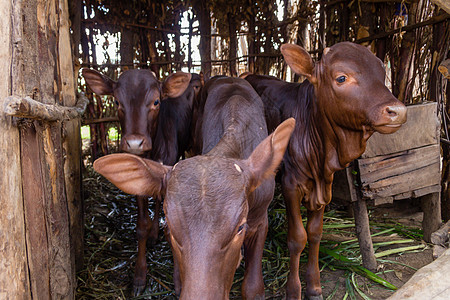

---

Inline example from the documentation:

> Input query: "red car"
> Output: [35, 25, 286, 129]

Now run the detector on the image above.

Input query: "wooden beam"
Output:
[356, 13, 449, 44]
[4, 93, 89, 122]
[82, 116, 119, 125]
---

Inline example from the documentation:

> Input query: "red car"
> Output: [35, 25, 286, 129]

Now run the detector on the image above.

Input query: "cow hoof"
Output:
[132, 284, 146, 297]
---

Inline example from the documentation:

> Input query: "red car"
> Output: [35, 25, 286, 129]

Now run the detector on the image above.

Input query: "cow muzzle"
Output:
[373, 103, 407, 134]
[121, 134, 152, 155]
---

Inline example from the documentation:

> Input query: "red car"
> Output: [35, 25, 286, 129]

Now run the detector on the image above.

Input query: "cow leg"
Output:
[133, 195, 151, 296]
[304, 206, 325, 300]
[284, 185, 307, 300]
[242, 216, 268, 300]
[148, 196, 161, 245]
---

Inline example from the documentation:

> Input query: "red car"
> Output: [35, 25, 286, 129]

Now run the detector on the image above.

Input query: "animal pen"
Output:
[0, 0, 449, 299]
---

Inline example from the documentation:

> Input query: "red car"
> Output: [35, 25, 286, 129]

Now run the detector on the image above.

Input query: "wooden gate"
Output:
[0, 0, 85, 298]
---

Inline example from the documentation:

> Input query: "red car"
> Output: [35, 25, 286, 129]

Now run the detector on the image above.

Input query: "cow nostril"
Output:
[385, 105, 407, 122]
[386, 107, 398, 117]
[138, 140, 144, 148]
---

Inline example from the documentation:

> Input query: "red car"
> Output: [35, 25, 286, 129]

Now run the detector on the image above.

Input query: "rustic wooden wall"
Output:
[0, 0, 81, 298]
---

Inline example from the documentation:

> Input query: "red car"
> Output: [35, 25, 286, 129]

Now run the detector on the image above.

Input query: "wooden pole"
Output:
[188, 11, 193, 72]
[4, 94, 89, 121]
[0, 0, 30, 297]
[0, 0, 79, 297]
[346, 165, 378, 271]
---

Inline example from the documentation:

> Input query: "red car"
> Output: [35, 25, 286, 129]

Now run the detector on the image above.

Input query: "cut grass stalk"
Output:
[374, 244, 426, 258]
[372, 239, 416, 247]
[325, 281, 340, 300]
[322, 223, 356, 229]
[377, 259, 417, 271]
[345, 275, 357, 300]
[341, 228, 396, 244]
[351, 273, 372, 300]
[319, 246, 397, 290]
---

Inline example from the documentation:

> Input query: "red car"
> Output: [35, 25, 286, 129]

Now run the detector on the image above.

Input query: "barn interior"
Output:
[0, 0, 449, 299]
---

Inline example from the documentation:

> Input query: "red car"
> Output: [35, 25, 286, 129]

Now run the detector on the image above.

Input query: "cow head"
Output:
[93, 118, 295, 299]
[82, 69, 192, 156]
[281, 42, 407, 136]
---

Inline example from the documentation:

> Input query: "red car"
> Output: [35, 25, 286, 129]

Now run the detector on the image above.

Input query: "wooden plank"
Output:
[392, 185, 441, 201]
[365, 161, 440, 191]
[361, 161, 441, 199]
[41, 123, 75, 299]
[373, 197, 394, 206]
[0, 0, 31, 297]
[412, 185, 441, 198]
[359, 144, 440, 185]
[59, 0, 84, 271]
[362, 102, 439, 158]
[36, 0, 76, 296]
[21, 125, 51, 299]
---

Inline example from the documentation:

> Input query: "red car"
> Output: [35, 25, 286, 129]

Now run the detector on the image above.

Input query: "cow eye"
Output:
[336, 76, 346, 83]
[237, 224, 246, 235]
[154, 99, 160, 106]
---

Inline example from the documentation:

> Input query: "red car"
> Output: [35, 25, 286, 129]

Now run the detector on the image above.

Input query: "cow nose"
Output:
[122, 135, 152, 155]
[384, 104, 407, 124]
[126, 138, 144, 149]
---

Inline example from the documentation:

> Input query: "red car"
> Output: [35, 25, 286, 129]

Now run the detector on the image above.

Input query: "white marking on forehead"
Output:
[234, 163, 242, 173]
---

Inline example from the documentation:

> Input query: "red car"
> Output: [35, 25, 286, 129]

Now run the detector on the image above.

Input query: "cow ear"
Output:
[82, 68, 116, 95]
[281, 44, 315, 79]
[163, 72, 192, 98]
[93, 153, 171, 197]
[243, 118, 295, 191]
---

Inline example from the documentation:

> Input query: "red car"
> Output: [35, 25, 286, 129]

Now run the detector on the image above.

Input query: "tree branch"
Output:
[4, 93, 89, 122]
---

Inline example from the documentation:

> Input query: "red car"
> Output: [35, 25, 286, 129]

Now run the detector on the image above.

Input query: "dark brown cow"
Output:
[82, 68, 201, 295]
[244, 42, 407, 300]
[93, 76, 295, 299]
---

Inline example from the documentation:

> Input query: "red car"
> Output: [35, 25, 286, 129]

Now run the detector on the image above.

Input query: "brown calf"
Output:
[82, 68, 200, 295]
[244, 42, 407, 300]
[93, 76, 295, 299]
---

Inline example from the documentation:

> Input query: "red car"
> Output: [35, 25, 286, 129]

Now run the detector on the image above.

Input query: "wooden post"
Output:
[0, 0, 79, 297]
[346, 165, 378, 271]
[193, 0, 212, 78]
[188, 11, 193, 72]
[0, 0, 30, 298]
[421, 192, 442, 242]
[227, 12, 237, 77]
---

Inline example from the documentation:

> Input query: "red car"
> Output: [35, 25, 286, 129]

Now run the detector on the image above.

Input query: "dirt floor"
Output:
[76, 165, 434, 300]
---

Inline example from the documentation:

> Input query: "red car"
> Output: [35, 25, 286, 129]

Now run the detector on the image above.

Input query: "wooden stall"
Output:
[334, 102, 442, 269]
[0, 0, 85, 298]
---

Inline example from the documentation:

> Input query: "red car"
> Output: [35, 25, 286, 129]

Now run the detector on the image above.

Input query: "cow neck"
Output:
[315, 90, 373, 177]
[207, 102, 247, 159]
[279, 82, 332, 211]
[151, 97, 193, 165]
